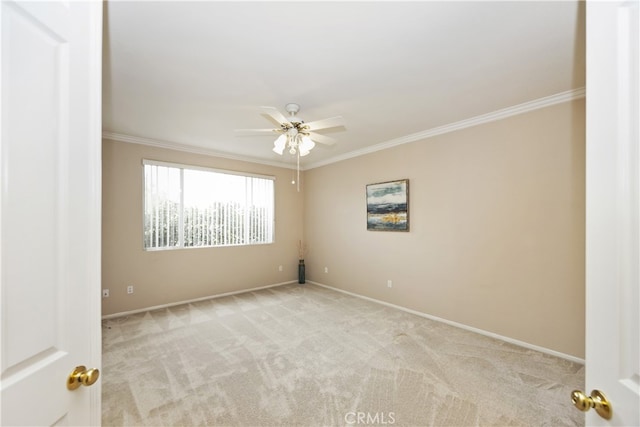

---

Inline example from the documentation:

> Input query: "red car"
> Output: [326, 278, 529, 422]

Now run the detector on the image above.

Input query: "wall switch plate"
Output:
[127, 285, 134, 294]
[278, 265, 283, 272]
[324, 267, 329, 273]
[102, 289, 109, 298]
[387, 280, 393, 288]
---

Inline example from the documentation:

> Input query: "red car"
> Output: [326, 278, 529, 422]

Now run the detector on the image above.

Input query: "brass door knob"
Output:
[67, 365, 100, 390]
[571, 389, 612, 420]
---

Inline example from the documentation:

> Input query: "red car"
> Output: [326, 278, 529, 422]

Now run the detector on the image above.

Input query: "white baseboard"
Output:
[308, 281, 585, 365]
[101, 280, 297, 320]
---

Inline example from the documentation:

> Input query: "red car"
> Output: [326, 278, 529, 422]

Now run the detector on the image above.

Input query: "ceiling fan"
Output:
[236, 103, 344, 157]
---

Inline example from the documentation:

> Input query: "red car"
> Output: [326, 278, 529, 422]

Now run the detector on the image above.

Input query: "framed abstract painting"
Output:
[366, 179, 409, 231]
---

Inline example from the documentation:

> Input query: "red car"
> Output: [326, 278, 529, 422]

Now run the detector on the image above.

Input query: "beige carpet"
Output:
[102, 283, 584, 426]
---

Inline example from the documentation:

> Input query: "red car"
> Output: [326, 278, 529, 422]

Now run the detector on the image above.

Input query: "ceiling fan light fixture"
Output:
[272, 134, 287, 155]
[299, 136, 315, 153]
[244, 103, 343, 163]
[240, 103, 344, 192]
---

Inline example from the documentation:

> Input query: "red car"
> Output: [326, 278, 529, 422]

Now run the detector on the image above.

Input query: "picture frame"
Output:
[366, 179, 409, 231]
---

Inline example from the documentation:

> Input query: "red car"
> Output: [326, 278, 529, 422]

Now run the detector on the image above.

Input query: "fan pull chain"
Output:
[297, 150, 300, 192]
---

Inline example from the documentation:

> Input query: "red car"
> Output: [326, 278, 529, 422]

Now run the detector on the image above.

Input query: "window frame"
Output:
[142, 159, 275, 251]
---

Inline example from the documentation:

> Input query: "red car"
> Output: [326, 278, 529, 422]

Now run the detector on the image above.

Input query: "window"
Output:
[143, 160, 274, 250]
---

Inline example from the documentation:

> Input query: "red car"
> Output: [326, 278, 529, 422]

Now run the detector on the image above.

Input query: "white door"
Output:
[0, 1, 102, 425]
[585, 0, 640, 425]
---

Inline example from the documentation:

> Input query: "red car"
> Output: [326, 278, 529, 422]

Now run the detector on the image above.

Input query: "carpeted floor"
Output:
[102, 283, 585, 426]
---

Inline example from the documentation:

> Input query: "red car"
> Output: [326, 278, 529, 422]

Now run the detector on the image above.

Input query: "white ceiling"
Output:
[102, 1, 585, 169]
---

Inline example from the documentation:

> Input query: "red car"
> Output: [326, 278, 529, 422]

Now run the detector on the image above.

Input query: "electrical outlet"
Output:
[278, 265, 283, 272]
[102, 289, 109, 298]
[324, 267, 329, 273]
[127, 285, 134, 294]
[387, 280, 393, 288]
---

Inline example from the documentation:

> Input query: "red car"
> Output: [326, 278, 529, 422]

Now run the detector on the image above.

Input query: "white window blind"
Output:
[143, 161, 274, 250]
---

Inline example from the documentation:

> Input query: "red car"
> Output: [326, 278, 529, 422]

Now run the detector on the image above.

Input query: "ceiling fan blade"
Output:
[260, 106, 289, 125]
[235, 128, 280, 136]
[304, 116, 344, 131]
[308, 132, 337, 146]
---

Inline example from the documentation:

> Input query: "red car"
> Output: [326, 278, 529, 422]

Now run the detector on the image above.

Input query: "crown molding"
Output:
[304, 87, 586, 170]
[104, 87, 585, 172]
[101, 132, 297, 170]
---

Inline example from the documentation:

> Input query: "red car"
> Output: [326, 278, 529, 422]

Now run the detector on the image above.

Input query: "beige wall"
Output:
[304, 99, 585, 358]
[102, 140, 303, 315]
